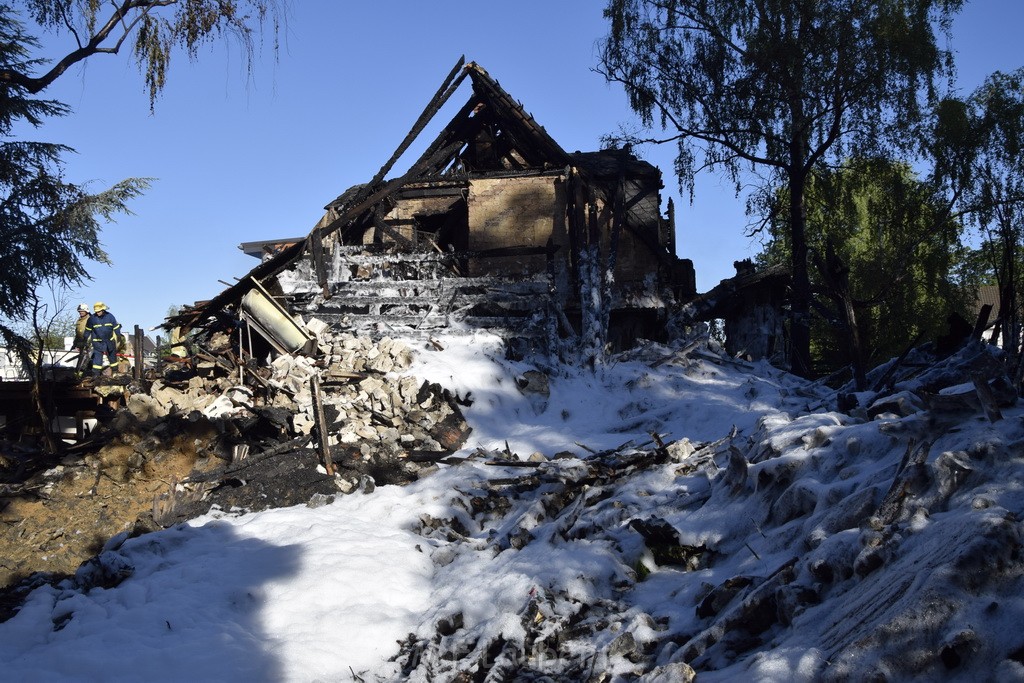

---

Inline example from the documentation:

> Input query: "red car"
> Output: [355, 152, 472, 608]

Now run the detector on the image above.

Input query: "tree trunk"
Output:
[817, 241, 866, 390]
[998, 223, 1019, 371]
[789, 175, 813, 378]
[26, 346, 59, 455]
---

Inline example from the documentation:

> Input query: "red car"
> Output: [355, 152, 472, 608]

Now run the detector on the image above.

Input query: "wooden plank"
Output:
[310, 224, 328, 296]
[133, 325, 143, 380]
[371, 214, 414, 250]
[299, 320, 546, 341]
[365, 57, 467, 190]
[331, 251, 452, 265]
[310, 375, 335, 475]
[338, 274, 549, 289]
[326, 243, 556, 265]
[316, 290, 548, 306]
[332, 312, 548, 329]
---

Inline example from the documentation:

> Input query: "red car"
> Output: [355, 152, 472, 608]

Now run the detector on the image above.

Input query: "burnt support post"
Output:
[311, 375, 335, 475]
[133, 325, 143, 380]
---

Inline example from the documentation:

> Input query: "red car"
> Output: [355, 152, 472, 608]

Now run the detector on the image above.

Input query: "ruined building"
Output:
[169, 60, 696, 358]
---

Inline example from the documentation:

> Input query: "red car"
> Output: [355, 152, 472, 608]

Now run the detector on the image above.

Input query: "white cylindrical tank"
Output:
[241, 288, 314, 355]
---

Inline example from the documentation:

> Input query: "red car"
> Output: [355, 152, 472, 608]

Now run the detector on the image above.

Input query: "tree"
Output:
[600, 0, 962, 376]
[758, 158, 970, 386]
[0, 8, 148, 353]
[0, 0, 280, 109]
[937, 70, 1024, 374]
[1, 3, 278, 448]
[24, 287, 79, 453]
[0, 1, 278, 349]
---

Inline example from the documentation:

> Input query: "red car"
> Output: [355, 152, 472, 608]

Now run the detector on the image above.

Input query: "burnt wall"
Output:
[466, 175, 567, 276]
[610, 178, 667, 284]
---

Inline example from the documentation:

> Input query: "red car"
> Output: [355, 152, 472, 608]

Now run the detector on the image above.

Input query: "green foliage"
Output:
[13, 0, 279, 110]
[600, 0, 962, 376]
[931, 69, 1024, 362]
[0, 8, 148, 349]
[0, 2, 278, 353]
[600, 0, 960, 198]
[759, 159, 970, 372]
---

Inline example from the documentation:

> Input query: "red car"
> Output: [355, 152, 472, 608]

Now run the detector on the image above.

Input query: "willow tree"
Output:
[948, 70, 1024, 371]
[600, 0, 961, 376]
[759, 158, 969, 386]
[0, 0, 279, 109]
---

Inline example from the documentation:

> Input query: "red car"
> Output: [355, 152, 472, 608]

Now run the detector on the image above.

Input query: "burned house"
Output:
[678, 260, 790, 364]
[169, 60, 695, 358]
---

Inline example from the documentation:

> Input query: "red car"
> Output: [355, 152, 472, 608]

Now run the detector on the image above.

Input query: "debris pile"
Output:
[131, 328, 467, 464]
[147, 328, 473, 526]
[0, 326, 470, 588]
[377, 340, 1023, 681]
[3, 329, 1023, 680]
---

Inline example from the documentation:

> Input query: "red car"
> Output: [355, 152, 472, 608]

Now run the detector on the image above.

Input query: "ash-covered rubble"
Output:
[105, 324, 471, 525]
[383, 340, 1023, 681]
[0, 314, 473, 596]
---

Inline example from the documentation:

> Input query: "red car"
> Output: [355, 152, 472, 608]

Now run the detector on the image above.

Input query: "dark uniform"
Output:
[85, 303, 121, 374]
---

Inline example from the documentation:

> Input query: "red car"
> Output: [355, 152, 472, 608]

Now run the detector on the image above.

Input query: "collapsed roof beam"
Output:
[320, 139, 467, 239]
[365, 56, 467, 192]
[396, 95, 482, 179]
[371, 213, 414, 250]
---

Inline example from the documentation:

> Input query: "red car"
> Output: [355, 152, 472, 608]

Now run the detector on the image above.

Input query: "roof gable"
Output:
[166, 59, 636, 332]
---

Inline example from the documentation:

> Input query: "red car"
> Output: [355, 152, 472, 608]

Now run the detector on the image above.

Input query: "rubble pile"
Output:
[145, 329, 472, 525]
[129, 329, 467, 464]
[379, 341, 1023, 681]
[0, 326, 470, 588]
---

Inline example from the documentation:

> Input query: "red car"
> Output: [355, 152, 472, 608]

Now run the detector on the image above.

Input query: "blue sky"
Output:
[21, 1, 1024, 334]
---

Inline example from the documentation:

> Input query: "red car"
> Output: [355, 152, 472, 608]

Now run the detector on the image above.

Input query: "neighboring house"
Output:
[975, 284, 1002, 344]
[0, 331, 159, 382]
[170, 60, 695, 356]
[0, 346, 77, 381]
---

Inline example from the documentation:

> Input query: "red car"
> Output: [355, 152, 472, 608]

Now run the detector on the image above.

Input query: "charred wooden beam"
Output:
[608, 170, 626, 275]
[311, 375, 335, 475]
[464, 63, 569, 165]
[310, 223, 329, 297]
[365, 56, 468, 191]
[371, 214, 414, 250]
[182, 436, 313, 484]
[397, 95, 481, 179]
[323, 275, 550, 293]
[133, 325, 143, 381]
[320, 140, 466, 239]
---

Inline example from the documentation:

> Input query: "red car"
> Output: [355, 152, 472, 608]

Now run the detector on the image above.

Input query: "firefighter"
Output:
[85, 302, 122, 377]
[72, 303, 91, 377]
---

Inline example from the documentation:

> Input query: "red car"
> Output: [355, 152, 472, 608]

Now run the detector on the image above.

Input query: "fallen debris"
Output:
[0, 327, 471, 588]
[1, 326, 1022, 681]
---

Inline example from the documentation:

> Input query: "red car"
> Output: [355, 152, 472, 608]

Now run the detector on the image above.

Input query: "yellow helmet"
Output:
[93, 301, 107, 312]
